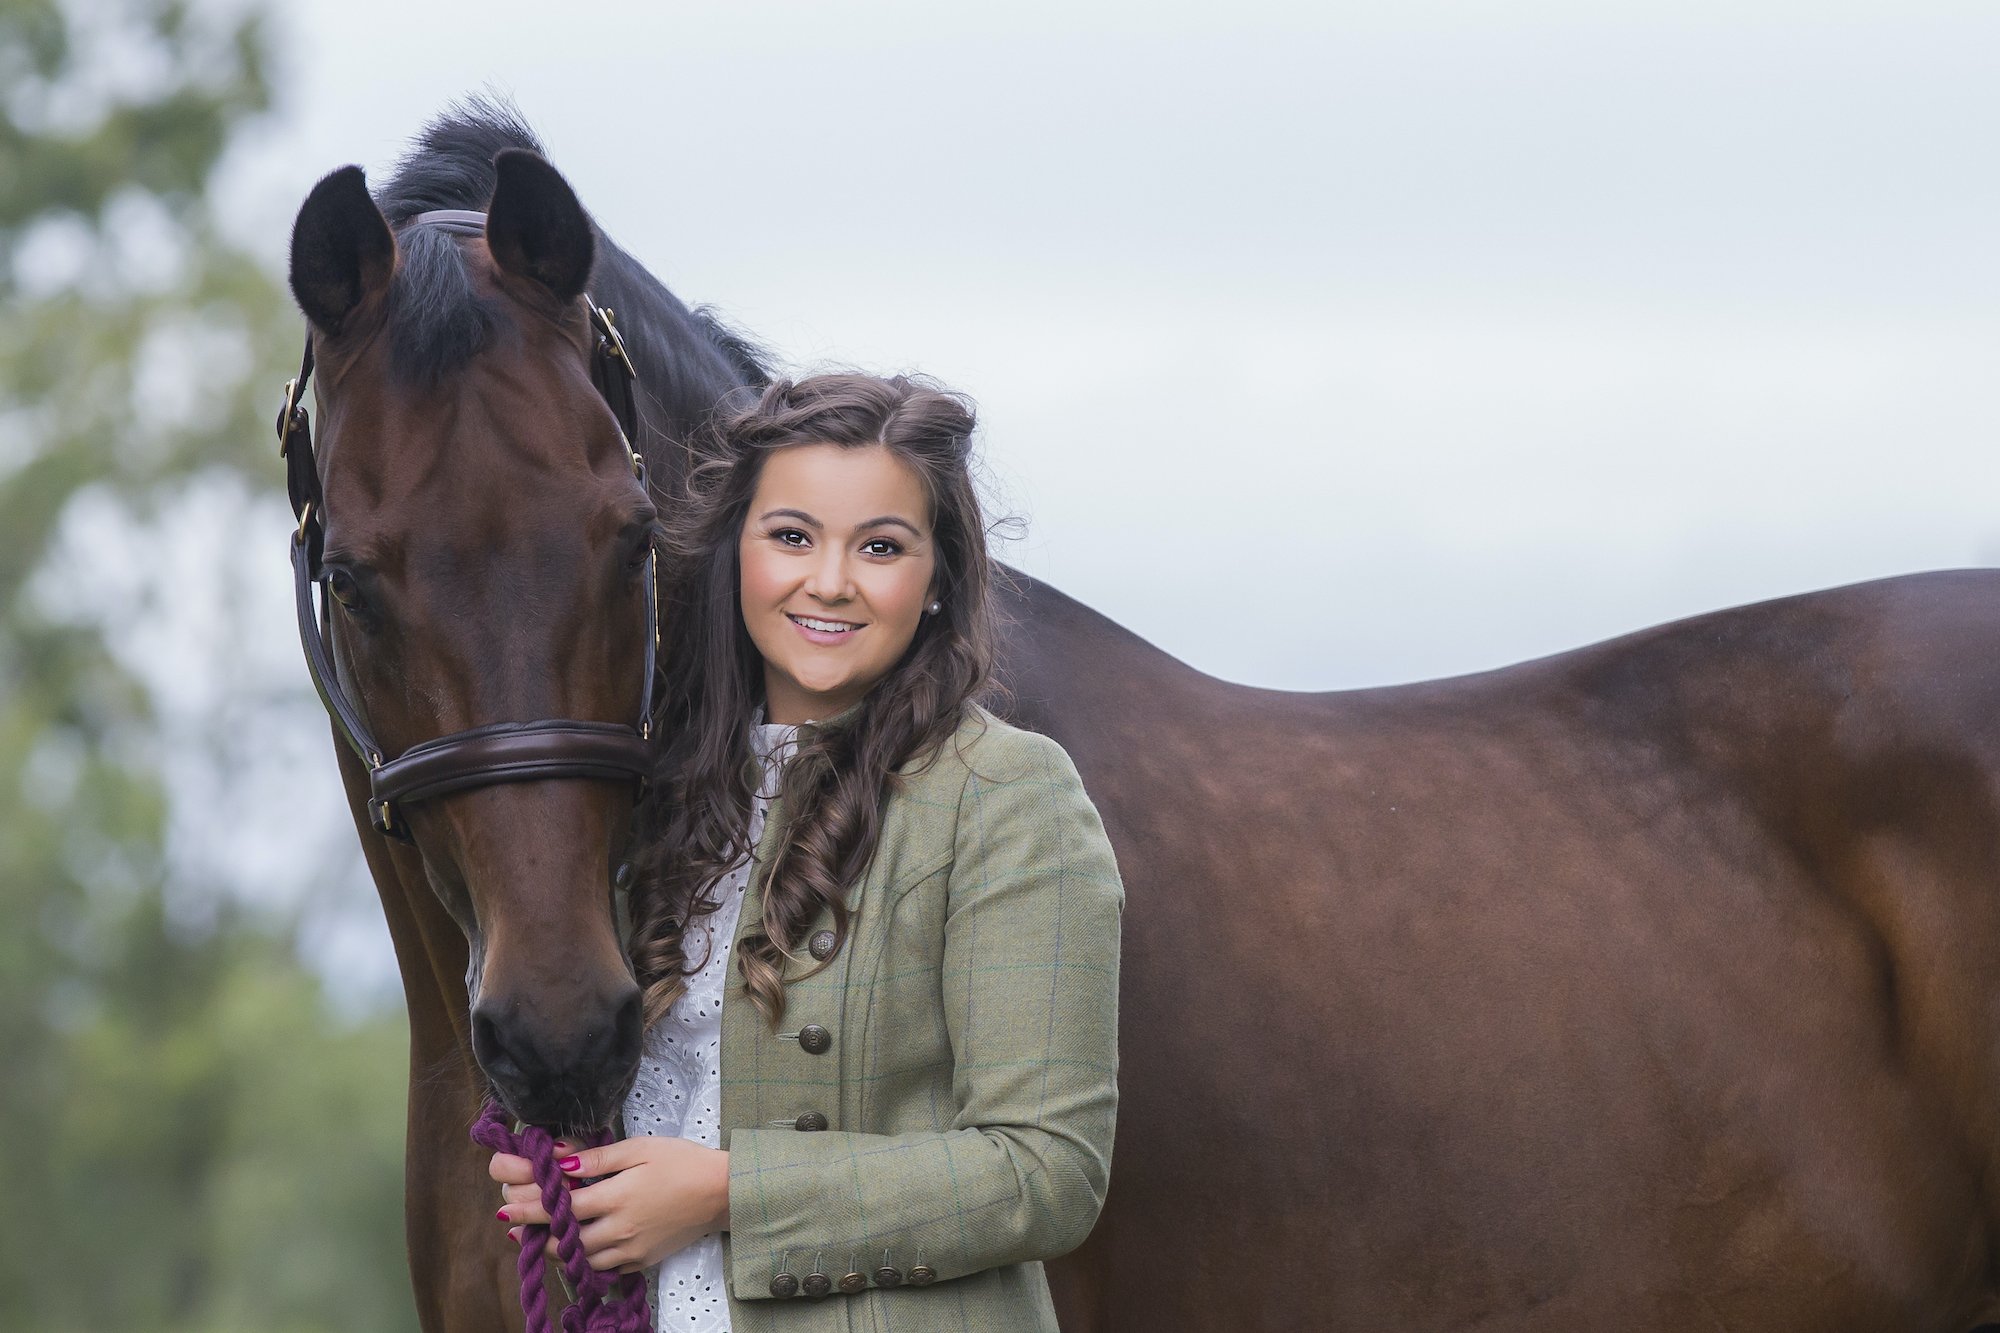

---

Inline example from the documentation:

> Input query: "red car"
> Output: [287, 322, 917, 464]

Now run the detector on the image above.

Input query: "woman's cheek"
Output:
[737, 540, 783, 609]
[873, 572, 929, 655]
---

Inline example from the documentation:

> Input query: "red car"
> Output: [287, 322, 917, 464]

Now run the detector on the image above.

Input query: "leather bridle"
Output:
[277, 209, 658, 843]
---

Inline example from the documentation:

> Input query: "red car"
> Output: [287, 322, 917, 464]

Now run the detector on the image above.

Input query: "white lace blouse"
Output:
[622, 719, 798, 1333]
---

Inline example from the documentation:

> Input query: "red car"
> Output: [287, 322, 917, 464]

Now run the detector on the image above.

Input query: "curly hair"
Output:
[628, 373, 998, 1029]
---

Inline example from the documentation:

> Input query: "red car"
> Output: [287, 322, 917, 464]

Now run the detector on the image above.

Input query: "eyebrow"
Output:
[759, 508, 925, 537]
[858, 515, 924, 537]
[759, 508, 822, 529]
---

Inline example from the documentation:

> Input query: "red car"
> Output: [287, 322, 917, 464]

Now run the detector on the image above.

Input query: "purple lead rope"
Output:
[471, 1101, 653, 1333]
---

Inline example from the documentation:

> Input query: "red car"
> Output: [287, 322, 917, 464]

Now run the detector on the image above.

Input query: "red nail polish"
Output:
[496, 1208, 510, 1223]
[557, 1156, 581, 1173]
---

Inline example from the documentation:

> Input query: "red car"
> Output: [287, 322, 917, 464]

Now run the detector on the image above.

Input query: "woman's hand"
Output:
[489, 1137, 732, 1274]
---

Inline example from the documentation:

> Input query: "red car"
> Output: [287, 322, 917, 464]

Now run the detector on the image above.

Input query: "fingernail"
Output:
[553, 1140, 573, 1153]
[557, 1156, 581, 1173]
[496, 1208, 510, 1223]
[508, 1227, 523, 1245]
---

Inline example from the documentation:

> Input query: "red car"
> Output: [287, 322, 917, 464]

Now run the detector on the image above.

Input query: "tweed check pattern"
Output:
[718, 709, 1123, 1331]
[627, 718, 799, 1331]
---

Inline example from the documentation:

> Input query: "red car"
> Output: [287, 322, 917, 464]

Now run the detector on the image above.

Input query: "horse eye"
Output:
[326, 568, 364, 610]
[624, 531, 655, 574]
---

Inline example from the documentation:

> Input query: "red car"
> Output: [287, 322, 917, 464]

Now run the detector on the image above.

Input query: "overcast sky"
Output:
[147, 1, 2000, 993]
[217, 0, 2000, 691]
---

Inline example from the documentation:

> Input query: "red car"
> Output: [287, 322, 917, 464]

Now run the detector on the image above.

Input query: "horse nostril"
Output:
[580, 986, 643, 1074]
[470, 1004, 526, 1088]
[612, 987, 642, 1065]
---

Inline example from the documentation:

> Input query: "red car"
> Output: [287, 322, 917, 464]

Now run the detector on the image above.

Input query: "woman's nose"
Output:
[804, 548, 852, 601]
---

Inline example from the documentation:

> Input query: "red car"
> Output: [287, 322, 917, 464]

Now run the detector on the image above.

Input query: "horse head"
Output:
[286, 149, 654, 1131]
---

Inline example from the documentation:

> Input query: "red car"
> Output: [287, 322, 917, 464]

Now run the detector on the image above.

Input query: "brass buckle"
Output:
[592, 304, 634, 375]
[294, 499, 315, 543]
[276, 377, 303, 456]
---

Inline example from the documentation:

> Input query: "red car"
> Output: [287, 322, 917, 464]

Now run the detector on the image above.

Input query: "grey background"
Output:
[118, 0, 2000, 993]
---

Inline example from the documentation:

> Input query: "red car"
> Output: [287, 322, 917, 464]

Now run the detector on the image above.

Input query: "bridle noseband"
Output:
[278, 208, 658, 843]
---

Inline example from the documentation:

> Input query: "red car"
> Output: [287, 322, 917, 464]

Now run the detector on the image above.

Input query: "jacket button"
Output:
[803, 1272, 832, 1298]
[874, 1265, 904, 1289]
[794, 1111, 829, 1132]
[809, 929, 838, 961]
[770, 1273, 799, 1298]
[798, 1023, 832, 1055]
[908, 1263, 937, 1287]
[838, 1271, 868, 1295]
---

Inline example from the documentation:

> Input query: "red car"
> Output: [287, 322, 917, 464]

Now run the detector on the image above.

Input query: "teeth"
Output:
[793, 615, 856, 633]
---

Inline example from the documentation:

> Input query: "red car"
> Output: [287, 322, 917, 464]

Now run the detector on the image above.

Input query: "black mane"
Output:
[370, 95, 769, 460]
[375, 97, 545, 225]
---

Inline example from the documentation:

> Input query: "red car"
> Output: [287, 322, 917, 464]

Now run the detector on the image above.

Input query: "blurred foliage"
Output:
[0, 0, 417, 1327]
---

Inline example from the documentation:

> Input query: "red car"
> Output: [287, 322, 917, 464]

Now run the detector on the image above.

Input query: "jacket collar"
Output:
[788, 697, 865, 740]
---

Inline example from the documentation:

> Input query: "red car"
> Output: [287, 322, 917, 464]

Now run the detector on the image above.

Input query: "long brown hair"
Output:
[630, 374, 998, 1028]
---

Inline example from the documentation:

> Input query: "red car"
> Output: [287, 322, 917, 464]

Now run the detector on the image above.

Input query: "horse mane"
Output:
[375, 95, 547, 225]
[689, 304, 772, 391]
[370, 94, 771, 451]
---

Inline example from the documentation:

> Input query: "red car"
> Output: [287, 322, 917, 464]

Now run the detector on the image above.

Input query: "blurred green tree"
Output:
[0, 0, 417, 1327]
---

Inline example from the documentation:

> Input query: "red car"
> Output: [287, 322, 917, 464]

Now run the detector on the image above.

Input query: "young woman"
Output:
[490, 374, 1124, 1330]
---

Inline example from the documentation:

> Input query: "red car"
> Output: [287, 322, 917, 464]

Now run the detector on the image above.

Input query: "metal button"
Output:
[809, 929, 838, 961]
[874, 1265, 903, 1289]
[839, 1271, 868, 1295]
[798, 1023, 832, 1055]
[770, 1273, 799, 1298]
[908, 1263, 937, 1286]
[794, 1110, 829, 1132]
[803, 1271, 831, 1298]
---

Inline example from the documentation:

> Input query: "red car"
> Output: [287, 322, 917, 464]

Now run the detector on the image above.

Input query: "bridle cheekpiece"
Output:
[277, 209, 658, 842]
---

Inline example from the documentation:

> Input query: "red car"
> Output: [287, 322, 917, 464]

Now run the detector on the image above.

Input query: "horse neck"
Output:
[992, 566, 1218, 739]
[586, 232, 759, 488]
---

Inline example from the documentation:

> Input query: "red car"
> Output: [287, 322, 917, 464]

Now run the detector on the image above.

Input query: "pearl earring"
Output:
[926, 600, 942, 616]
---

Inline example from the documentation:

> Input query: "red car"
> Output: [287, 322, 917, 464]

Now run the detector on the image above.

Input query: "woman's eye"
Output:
[861, 538, 902, 557]
[773, 528, 810, 548]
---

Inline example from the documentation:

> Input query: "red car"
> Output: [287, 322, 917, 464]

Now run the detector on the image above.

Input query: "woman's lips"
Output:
[787, 612, 862, 646]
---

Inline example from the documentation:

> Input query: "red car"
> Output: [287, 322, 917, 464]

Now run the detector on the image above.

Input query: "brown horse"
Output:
[282, 122, 748, 1327]
[287, 106, 2000, 1331]
[1005, 571, 2000, 1331]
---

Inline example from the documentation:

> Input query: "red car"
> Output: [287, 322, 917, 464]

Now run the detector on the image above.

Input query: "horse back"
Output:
[1004, 569, 2000, 1331]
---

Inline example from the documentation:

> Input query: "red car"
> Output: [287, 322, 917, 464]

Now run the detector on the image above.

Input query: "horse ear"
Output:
[485, 148, 595, 305]
[288, 166, 395, 335]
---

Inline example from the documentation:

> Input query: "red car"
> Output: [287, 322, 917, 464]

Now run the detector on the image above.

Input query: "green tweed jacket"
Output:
[716, 705, 1123, 1331]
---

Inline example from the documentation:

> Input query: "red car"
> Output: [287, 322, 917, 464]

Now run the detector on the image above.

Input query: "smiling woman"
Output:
[740, 441, 942, 723]
[488, 373, 1123, 1330]
[634, 373, 1011, 1035]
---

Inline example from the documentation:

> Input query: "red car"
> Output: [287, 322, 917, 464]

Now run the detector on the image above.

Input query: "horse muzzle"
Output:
[470, 983, 644, 1133]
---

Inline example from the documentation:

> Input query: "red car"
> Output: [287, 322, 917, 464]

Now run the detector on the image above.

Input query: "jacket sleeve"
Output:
[723, 729, 1124, 1298]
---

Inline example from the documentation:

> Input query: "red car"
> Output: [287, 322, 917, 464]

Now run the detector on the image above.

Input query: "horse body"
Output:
[291, 105, 2000, 1330]
[1002, 570, 2000, 1330]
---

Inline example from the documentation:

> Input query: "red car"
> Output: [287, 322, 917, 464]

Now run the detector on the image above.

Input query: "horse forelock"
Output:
[385, 227, 499, 387]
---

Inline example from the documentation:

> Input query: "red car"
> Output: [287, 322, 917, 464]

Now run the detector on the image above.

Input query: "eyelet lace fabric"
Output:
[623, 720, 798, 1332]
